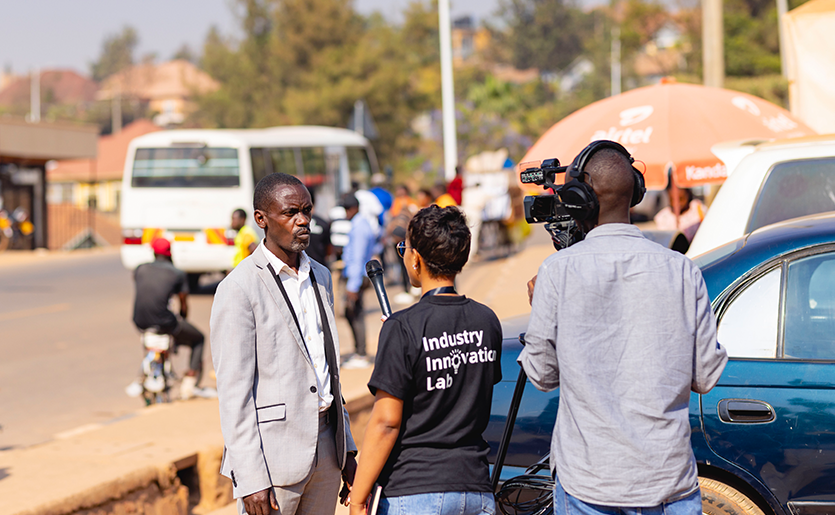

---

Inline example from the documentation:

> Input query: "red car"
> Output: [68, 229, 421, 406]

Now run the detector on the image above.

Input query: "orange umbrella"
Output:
[520, 78, 816, 190]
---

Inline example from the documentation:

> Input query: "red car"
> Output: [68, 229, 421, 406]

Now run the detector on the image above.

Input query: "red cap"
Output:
[151, 238, 172, 257]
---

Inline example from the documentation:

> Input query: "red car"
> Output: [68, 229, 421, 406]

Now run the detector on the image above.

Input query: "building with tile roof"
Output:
[47, 119, 161, 213]
[0, 69, 98, 117]
[96, 60, 219, 127]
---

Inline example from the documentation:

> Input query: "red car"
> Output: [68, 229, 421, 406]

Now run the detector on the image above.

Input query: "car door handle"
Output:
[718, 399, 775, 423]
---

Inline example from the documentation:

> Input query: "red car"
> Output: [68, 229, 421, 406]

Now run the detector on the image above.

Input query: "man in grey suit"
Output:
[211, 173, 358, 515]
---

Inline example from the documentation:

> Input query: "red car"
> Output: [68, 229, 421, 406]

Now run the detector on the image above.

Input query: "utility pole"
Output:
[776, 0, 789, 78]
[611, 25, 622, 96]
[702, 0, 724, 87]
[29, 68, 40, 123]
[112, 82, 122, 134]
[354, 100, 364, 137]
[438, 0, 458, 182]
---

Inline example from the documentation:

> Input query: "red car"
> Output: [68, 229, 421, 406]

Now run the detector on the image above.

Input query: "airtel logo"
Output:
[619, 106, 654, 126]
[732, 96, 762, 116]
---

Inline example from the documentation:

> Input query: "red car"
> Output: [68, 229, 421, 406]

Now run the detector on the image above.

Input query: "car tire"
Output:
[700, 477, 766, 515]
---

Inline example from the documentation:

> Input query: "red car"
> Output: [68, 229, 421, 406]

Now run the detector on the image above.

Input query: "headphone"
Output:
[558, 140, 646, 221]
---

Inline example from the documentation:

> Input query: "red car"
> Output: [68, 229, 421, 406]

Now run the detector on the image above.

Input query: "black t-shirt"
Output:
[306, 213, 331, 266]
[368, 294, 503, 497]
[132, 258, 188, 332]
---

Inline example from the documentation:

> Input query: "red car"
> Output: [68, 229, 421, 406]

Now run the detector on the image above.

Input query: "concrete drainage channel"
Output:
[19, 448, 232, 515]
[19, 396, 376, 515]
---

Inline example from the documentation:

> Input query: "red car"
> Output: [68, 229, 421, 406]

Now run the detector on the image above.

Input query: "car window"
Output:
[747, 157, 835, 234]
[717, 267, 781, 358]
[784, 253, 835, 359]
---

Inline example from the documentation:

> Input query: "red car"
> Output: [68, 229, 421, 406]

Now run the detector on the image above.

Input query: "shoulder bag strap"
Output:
[266, 263, 309, 361]
[308, 268, 346, 465]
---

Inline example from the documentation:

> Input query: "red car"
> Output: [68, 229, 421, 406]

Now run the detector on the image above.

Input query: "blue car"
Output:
[487, 212, 835, 515]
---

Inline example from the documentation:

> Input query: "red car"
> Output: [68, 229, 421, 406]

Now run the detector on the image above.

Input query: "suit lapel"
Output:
[253, 250, 312, 365]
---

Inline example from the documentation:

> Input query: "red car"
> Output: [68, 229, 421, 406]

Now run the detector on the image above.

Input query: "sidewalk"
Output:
[0, 234, 552, 515]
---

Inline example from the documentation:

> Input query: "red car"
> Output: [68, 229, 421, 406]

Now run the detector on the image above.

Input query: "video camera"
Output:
[520, 158, 585, 251]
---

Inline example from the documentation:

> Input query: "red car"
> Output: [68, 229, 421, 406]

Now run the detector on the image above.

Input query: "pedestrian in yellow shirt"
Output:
[231, 208, 258, 268]
[431, 182, 457, 208]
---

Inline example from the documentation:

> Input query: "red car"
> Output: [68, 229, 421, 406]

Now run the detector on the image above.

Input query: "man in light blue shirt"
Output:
[341, 193, 378, 368]
[520, 143, 728, 514]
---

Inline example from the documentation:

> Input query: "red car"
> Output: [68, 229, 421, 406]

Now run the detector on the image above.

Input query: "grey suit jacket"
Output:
[210, 247, 357, 499]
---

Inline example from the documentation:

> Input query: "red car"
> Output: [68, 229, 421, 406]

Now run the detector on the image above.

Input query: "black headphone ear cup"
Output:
[630, 166, 646, 207]
[560, 181, 598, 221]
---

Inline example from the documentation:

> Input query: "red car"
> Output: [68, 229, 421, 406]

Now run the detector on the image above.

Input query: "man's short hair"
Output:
[233, 208, 247, 219]
[408, 205, 471, 278]
[253, 173, 304, 212]
[340, 193, 360, 210]
[586, 148, 636, 205]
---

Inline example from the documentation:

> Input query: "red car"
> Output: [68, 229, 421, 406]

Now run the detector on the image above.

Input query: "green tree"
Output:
[724, 0, 781, 76]
[90, 26, 138, 81]
[494, 0, 590, 72]
[191, 0, 438, 170]
[172, 44, 197, 63]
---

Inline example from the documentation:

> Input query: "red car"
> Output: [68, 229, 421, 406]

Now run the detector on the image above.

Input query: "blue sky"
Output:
[0, 0, 500, 75]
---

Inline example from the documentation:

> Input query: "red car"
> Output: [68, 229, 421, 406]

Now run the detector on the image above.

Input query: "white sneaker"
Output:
[180, 375, 197, 400]
[341, 355, 372, 369]
[194, 386, 218, 398]
[125, 381, 143, 398]
[393, 292, 414, 304]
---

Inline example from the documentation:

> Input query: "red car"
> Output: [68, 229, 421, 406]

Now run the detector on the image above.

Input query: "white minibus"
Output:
[120, 126, 378, 277]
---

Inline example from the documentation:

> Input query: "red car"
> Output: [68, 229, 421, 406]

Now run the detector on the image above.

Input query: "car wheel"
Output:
[700, 477, 766, 515]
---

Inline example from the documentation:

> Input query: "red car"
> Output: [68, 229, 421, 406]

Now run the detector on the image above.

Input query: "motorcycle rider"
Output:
[131, 238, 205, 400]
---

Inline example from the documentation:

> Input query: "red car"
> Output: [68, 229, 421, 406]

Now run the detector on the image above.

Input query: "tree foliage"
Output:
[186, 0, 809, 177]
[191, 0, 439, 171]
[495, 0, 590, 72]
[90, 26, 138, 82]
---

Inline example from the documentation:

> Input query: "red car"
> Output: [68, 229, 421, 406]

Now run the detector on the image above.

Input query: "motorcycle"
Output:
[126, 329, 176, 405]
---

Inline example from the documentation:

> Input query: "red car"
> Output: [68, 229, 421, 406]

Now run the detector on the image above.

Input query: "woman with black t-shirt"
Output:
[348, 205, 503, 515]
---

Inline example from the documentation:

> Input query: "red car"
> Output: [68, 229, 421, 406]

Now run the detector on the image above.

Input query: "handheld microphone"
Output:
[365, 259, 392, 319]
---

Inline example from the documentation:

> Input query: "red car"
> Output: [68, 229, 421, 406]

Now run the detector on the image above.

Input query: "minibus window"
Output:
[301, 147, 327, 187]
[251, 148, 269, 184]
[132, 148, 239, 187]
[347, 147, 371, 186]
[269, 148, 297, 176]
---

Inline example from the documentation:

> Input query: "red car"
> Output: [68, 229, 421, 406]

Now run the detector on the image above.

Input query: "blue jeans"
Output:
[553, 476, 701, 515]
[379, 491, 496, 515]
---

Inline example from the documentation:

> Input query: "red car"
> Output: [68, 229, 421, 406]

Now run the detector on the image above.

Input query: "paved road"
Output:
[0, 249, 401, 452]
[0, 227, 549, 452]
[0, 251, 216, 450]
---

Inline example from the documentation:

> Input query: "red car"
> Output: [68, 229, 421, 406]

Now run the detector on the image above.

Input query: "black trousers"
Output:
[172, 318, 205, 375]
[344, 279, 369, 356]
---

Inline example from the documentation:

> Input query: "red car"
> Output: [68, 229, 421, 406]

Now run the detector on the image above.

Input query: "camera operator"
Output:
[520, 141, 727, 514]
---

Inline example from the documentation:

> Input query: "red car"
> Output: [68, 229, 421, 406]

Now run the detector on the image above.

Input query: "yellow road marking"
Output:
[0, 303, 71, 322]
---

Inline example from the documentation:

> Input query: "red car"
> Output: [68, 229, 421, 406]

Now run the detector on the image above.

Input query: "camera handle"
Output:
[491, 333, 529, 491]
[544, 220, 585, 251]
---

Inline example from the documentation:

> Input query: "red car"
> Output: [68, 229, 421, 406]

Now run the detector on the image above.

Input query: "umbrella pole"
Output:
[670, 166, 681, 229]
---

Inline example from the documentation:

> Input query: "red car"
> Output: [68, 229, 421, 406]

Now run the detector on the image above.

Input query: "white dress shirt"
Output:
[261, 243, 333, 411]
